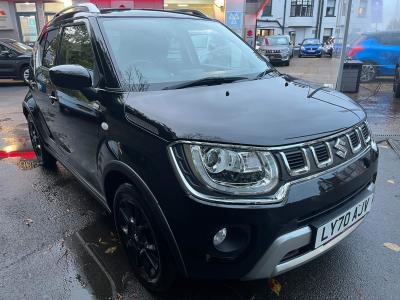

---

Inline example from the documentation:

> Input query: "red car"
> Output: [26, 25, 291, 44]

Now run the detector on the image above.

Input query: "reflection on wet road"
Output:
[1, 80, 400, 299]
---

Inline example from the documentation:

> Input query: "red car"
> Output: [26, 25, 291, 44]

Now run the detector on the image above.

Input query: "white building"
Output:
[248, 0, 377, 45]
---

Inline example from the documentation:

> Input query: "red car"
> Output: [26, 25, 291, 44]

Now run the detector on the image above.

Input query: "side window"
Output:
[58, 24, 95, 71]
[42, 29, 59, 68]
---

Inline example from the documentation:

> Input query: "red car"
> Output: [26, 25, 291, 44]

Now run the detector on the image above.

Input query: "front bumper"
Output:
[243, 182, 374, 279]
[258, 50, 290, 62]
[300, 50, 322, 56]
[161, 143, 378, 280]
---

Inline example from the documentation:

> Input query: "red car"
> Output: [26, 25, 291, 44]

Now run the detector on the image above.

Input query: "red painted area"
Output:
[134, 0, 163, 9]
[256, 0, 271, 18]
[90, 0, 163, 9]
[0, 151, 36, 160]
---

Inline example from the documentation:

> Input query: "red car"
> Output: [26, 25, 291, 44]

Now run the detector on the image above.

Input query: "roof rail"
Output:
[100, 8, 132, 13]
[52, 2, 99, 19]
[172, 9, 209, 19]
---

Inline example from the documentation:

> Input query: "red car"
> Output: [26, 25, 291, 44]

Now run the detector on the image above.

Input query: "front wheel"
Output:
[113, 184, 176, 292]
[20, 66, 30, 85]
[27, 114, 57, 168]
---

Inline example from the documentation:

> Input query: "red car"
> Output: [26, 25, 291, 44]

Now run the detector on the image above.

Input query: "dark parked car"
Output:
[299, 38, 323, 58]
[348, 31, 400, 82]
[257, 35, 291, 66]
[24, 4, 379, 292]
[0, 38, 32, 83]
[394, 58, 400, 98]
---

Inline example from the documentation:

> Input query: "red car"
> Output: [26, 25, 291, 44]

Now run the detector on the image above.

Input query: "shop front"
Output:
[0, 0, 227, 44]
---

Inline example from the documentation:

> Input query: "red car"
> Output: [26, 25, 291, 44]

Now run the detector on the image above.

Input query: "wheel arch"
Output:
[102, 160, 188, 277]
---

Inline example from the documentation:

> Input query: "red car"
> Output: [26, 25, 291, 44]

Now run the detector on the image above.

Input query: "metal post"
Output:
[336, 0, 353, 91]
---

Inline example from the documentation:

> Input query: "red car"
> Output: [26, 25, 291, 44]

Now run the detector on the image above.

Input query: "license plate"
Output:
[308, 50, 315, 53]
[315, 194, 373, 248]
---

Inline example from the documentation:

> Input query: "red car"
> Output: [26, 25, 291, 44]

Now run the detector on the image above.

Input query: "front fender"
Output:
[102, 160, 188, 278]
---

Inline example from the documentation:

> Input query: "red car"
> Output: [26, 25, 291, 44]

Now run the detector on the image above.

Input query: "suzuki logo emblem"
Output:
[334, 138, 348, 158]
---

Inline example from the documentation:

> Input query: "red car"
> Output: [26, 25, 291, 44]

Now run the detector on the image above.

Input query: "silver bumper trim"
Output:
[243, 183, 374, 280]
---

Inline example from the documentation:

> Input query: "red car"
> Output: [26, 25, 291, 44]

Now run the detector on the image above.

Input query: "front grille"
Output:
[280, 122, 371, 177]
[361, 123, 370, 141]
[347, 130, 362, 153]
[285, 150, 305, 169]
[281, 149, 310, 176]
[349, 131, 359, 147]
[314, 143, 329, 162]
[311, 142, 333, 168]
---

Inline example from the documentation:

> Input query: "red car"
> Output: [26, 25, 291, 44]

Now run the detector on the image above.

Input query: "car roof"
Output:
[49, 3, 208, 26]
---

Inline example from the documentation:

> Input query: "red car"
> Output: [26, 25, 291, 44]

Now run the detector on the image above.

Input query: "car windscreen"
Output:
[303, 39, 320, 45]
[266, 36, 288, 46]
[99, 17, 270, 91]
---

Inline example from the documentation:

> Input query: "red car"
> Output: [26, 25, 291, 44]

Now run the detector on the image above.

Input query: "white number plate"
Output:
[315, 194, 373, 248]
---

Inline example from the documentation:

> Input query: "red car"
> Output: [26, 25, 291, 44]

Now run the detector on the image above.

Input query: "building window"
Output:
[15, 2, 38, 46]
[358, 0, 368, 17]
[326, 0, 335, 16]
[290, 0, 314, 17]
[262, 0, 272, 17]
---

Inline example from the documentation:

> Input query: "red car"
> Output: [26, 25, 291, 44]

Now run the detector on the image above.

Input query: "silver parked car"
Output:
[257, 35, 292, 66]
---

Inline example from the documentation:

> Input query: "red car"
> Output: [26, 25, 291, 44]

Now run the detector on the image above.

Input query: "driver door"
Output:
[51, 22, 103, 189]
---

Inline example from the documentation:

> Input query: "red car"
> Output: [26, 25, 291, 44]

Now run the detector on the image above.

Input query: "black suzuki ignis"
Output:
[24, 3, 378, 292]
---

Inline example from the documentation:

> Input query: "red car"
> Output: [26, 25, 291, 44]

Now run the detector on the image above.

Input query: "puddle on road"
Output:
[37, 217, 271, 300]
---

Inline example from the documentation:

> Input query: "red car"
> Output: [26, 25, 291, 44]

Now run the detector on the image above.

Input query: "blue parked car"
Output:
[348, 31, 400, 82]
[298, 38, 323, 58]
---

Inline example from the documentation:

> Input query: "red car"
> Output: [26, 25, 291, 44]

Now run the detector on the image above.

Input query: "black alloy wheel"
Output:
[27, 114, 56, 168]
[113, 184, 175, 292]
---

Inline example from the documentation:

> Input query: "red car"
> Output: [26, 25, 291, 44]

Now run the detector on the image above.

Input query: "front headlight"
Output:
[179, 144, 279, 196]
[301, 46, 305, 50]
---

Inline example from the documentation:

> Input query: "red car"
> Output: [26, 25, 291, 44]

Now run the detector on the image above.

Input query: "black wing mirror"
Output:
[49, 65, 92, 90]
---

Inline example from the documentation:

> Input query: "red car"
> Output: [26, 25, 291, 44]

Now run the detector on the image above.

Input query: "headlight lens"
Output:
[183, 144, 279, 195]
[301, 46, 305, 50]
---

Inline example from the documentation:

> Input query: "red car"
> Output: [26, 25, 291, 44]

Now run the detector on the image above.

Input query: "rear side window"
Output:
[42, 29, 59, 68]
[58, 24, 95, 70]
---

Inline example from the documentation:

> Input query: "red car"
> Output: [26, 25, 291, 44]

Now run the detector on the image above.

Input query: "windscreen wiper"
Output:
[255, 68, 276, 79]
[163, 76, 248, 90]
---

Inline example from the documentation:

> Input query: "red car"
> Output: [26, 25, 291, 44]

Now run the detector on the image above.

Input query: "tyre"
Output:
[27, 114, 57, 168]
[20, 65, 30, 85]
[360, 62, 377, 82]
[113, 183, 176, 292]
[298, 53, 302, 58]
[317, 54, 322, 58]
[284, 60, 290, 66]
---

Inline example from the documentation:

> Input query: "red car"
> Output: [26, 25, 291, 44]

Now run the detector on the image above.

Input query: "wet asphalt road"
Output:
[0, 65, 399, 300]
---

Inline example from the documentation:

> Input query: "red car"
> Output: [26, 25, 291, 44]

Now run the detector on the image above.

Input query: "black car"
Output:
[24, 4, 379, 292]
[0, 38, 32, 84]
[394, 58, 400, 98]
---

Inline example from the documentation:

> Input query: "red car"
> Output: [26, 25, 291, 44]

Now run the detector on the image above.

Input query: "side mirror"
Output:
[49, 65, 92, 90]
